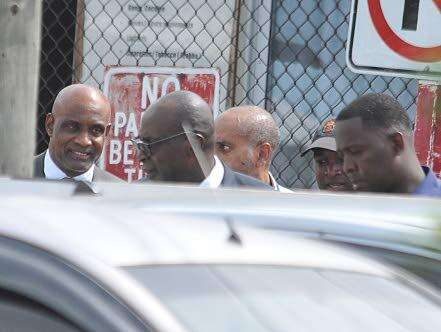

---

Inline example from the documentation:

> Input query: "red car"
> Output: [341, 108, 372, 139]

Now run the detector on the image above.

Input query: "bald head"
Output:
[215, 105, 279, 184]
[138, 91, 215, 183]
[45, 84, 111, 177]
[142, 91, 214, 146]
[52, 84, 111, 120]
[216, 106, 279, 150]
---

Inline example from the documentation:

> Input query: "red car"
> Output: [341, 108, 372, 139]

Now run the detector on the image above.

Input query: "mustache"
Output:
[69, 147, 95, 153]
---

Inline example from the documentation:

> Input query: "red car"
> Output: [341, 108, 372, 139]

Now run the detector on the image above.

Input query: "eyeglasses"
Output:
[130, 131, 203, 156]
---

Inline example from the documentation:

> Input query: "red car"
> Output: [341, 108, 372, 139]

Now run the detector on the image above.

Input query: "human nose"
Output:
[326, 162, 342, 177]
[74, 129, 92, 147]
[137, 145, 151, 159]
[343, 155, 356, 175]
[138, 150, 150, 164]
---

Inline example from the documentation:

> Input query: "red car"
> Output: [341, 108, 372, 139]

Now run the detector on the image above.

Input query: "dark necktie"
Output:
[61, 177, 77, 183]
[61, 178, 98, 195]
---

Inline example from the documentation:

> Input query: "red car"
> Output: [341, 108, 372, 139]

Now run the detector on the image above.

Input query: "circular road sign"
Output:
[368, 0, 441, 62]
[347, 0, 441, 80]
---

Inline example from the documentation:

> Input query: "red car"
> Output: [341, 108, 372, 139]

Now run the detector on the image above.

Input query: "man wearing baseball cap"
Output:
[301, 118, 352, 191]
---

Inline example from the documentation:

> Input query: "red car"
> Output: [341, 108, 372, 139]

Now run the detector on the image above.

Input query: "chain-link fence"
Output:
[37, 0, 418, 188]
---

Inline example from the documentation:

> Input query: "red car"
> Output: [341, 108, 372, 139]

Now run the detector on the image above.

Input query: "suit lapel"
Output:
[221, 164, 239, 186]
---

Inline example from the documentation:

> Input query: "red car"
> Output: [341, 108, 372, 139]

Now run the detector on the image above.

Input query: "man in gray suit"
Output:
[214, 105, 291, 192]
[34, 84, 120, 183]
[134, 91, 269, 189]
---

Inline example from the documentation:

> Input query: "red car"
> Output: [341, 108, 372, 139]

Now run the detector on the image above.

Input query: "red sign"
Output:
[368, 0, 441, 62]
[414, 83, 441, 178]
[101, 67, 220, 182]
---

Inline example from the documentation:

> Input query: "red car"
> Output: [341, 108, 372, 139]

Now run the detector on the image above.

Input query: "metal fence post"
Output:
[0, 1, 42, 178]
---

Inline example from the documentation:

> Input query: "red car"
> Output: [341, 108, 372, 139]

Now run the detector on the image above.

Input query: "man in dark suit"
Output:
[34, 84, 120, 183]
[134, 91, 269, 189]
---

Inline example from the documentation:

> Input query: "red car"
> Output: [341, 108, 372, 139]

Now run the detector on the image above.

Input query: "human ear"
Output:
[184, 137, 211, 177]
[45, 113, 55, 137]
[104, 123, 111, 136]
[389, 132, 405, 154]
[257, 143, 272, 165]
[185, 134, 204, 158]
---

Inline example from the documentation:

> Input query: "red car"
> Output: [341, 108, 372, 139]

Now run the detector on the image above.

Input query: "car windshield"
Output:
[124, 264, 441, 332]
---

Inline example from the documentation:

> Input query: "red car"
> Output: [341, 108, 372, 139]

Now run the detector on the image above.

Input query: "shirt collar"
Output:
[200, 156, 224, 188]
[268, 172, 279, 190]
[414, 166, 441, 196]
[44, 150, 94, 182]
[268, 172, 292, 192]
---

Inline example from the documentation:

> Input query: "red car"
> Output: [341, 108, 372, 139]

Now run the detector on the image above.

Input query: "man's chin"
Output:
[142, 168, 160, 181]
[326, 183, 348, 191]
[350, 182, 369, 192]
[147, 173, 160, 181]
[63, 160, 94, 176]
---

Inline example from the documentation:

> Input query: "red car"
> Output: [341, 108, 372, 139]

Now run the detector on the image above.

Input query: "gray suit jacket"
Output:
[34, 151, 121, 182]
[137, 163, 270, 189]
[221, 164, 270, 189]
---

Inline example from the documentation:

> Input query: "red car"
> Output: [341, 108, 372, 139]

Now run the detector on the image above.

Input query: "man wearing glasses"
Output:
[133, 91, 269, 189]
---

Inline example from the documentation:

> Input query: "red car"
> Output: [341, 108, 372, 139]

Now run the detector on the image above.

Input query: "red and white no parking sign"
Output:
[347, 0, 441, 80]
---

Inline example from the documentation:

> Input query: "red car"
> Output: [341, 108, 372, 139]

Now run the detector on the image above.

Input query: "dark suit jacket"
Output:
[136, 163, 270, 189]
[221, 164, 270, 189]
[34, 151, 121, 182]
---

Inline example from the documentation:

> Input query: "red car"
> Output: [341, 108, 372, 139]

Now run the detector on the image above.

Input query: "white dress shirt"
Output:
[44, 150, 94, 182]
[200, 156, 225, 188]
[269, 172, 292, 193]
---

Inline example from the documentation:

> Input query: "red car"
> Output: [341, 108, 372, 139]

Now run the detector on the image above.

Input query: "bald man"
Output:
[134, 91, 269, 188]
[34, 84, 119, 182]
[215, 106, 291, 192]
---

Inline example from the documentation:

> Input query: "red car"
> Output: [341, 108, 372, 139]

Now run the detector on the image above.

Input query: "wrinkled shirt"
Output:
[199, 156, 224, 189]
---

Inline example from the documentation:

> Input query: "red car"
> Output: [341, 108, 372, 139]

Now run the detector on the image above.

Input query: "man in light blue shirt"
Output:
[335, 93, 441, 197]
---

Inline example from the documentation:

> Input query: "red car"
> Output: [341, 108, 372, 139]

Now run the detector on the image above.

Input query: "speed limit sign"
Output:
[347, 0, 441, 80]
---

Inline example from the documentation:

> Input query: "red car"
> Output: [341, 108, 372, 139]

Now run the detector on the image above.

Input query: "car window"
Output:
[342, 243, 441, 290]
[125, 265, 441, 332]
[0, 236, 152, 332]
[0, 289, 84, 332]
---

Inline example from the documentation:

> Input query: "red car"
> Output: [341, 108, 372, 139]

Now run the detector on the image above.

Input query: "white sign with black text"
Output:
[80, 0, 234, 108]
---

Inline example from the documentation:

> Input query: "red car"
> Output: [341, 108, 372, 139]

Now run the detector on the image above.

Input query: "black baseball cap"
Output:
[301, 118, 337, 157]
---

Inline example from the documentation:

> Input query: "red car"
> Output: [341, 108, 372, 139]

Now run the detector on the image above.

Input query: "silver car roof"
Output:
[2, 179, 441, 259]
[1, 181, 440, 332]
[93, 182, 441, 257]
[0, 192, 391, 278]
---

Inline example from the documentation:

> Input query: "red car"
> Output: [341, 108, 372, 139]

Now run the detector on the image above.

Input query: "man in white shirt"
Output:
[34, 84, 120, 183]
[214, 105, 291, 192]
[134, 91, 269, 189]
